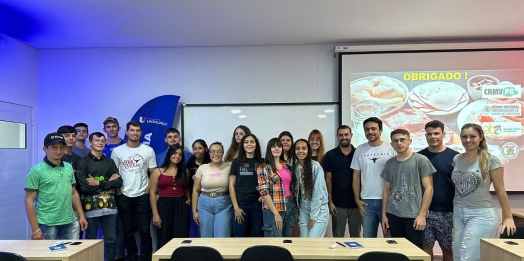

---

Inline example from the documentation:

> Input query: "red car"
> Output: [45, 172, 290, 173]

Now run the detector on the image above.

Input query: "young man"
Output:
[351, 117, 395, 237]
[322, 125, 361, 237]
[77, 132, 123, 261]
[418, 120, 458, 261]
[381, 129, 435, 249]
[73, 122, 91, 157]
[57, 125, 82, 172]
[156, 128, 192, 165]
[103, 117, 126, 158]
[24, 133, 88, 239]
[112, 121, 157, 261]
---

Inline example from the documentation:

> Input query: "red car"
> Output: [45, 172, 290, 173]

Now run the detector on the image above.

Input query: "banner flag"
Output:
[127, 95, 180, 155]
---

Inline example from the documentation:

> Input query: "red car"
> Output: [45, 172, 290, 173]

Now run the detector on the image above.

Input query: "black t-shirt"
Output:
[230, 157, 261, 205]
[312, 155, 318, 162]
[62, 152, 82, 192]
[418, 147, 459, 212]
[322, 145, 357, 208]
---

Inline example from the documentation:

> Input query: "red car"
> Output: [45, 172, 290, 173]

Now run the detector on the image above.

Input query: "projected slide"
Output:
[343, 69, 523, 189]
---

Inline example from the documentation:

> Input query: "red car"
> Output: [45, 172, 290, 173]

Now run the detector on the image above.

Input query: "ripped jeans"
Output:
[452, 206, 498, 261]
[298, 199, 329, 237]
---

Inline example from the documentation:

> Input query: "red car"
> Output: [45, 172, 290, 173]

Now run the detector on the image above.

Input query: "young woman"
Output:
[308, 129, 326, 164]
[293, 139, 329, 237]
[229, 134, 264, 237]
[256, 138, 297, 237]
[224, 125, 251, 162]
[192, 142, 233, 237]
[149, 144, 190, 248]
[185, 139, 212, 237]
[278, 131, 294, 164]
[452, 123, 516, 261]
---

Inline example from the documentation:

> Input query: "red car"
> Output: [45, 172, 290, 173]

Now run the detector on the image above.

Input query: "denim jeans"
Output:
[85, 214, 117, 261]
[96, 213, 125, 259]
[298, 199, 329, 238]
[362, 199, 385, 238]
[40, 220, 80, 240]
[452, 206, 498, 261]
[386, 212, 424, 249]
[197, 194, 233, 238]
[262, 199, 297, 237]
[116, 194, 152, 261]
[232, 200, 264, 237]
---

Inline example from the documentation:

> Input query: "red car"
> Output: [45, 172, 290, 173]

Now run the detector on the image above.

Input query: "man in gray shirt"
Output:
[381, 129, 434, 249]
[73, 123, 91, 157]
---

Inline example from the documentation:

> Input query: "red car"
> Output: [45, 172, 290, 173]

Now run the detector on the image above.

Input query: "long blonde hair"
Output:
[461, 123, 490, 182]
[308, 129, 326, 164]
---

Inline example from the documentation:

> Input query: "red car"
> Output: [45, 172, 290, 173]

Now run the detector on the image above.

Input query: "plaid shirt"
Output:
[256, 160, 292, 212]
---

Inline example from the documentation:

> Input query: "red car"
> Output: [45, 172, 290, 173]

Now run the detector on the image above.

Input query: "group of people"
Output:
[24, 115, 517, 261]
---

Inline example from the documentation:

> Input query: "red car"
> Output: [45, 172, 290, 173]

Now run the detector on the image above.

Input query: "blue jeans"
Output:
[232, 200, 263, 237]
[197, 194, 233, 237]
[85, 214, 117, 261]
[452, 206, 498, 261]
[262, 199, 297, 237]
[40, 221, 80, 240]
[362, 199, 385, 238]
[298, 199, 329, 237]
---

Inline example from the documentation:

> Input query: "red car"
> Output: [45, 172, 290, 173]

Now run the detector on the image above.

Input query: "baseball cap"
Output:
[103, 116, 119, 125]
[44, 132, 66, 147]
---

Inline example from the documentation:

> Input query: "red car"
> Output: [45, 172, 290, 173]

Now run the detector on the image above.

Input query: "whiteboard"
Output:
[182, 103, 339, 155]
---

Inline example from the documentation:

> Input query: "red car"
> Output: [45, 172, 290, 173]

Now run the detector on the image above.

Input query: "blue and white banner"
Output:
[127, 95, 180, 155]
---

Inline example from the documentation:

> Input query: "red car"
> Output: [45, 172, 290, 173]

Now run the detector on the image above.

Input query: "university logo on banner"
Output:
[127, 95, 180, 155]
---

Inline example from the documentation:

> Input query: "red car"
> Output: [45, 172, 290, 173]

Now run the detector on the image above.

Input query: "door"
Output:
[0, 101, 33, 239]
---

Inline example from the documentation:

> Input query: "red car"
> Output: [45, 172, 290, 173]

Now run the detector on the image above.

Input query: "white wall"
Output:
[0, 34, 38, 239]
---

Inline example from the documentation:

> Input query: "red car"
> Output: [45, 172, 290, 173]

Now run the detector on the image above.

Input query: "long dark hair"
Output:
[188, 139, 211, 164]
[160, 144, 187, 189]
[224, 125, 251, 162]
[237, 134, 263, 166]
[278, 131, 294, 162]
[293, 139, 314, 200]
[262, 138, 284, 172]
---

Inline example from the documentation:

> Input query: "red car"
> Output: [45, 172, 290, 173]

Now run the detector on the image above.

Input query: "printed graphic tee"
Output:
[111, 144, 157, 197]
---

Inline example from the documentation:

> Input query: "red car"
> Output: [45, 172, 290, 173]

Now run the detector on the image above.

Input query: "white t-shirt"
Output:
[351, 142, 396, 199]
[111, 143, 157, 197]
[195, 162, 231, 193]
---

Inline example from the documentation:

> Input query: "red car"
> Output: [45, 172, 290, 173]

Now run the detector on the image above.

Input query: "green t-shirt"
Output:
[25, 159, 77, 226]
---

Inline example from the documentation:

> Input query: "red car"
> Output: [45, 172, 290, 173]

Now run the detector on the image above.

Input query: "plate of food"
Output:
[408, 81, 469, 115]
[350, 76, 409, 117]
[457, 98, 524, 146]
[382, 108, 463, 152]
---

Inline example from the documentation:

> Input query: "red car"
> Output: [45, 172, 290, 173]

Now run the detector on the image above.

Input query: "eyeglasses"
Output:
[209, 151, 223, 155]
[392, 138, 409, 143]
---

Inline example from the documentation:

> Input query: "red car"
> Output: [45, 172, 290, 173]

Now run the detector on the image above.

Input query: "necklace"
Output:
[63, 153, 75, 164]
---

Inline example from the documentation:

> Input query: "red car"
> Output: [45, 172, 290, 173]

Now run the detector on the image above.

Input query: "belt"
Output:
[201, 191, 229, 198]
[284, 195, 294, 201]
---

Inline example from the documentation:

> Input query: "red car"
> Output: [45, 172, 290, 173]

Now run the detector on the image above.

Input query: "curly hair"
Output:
[237, 134, 263, 166]
[293, 139, 314, 200]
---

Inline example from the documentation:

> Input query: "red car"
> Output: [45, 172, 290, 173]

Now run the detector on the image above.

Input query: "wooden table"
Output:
[152, 238, 430, 261]
[0, 240, 103, 261]
[481, 239, 524, 261]
[512, 210, 524, 224]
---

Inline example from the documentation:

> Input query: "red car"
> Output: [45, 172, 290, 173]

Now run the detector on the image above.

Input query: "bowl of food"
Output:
[349, 76, 409, 117]
[467, 75, 500, 101]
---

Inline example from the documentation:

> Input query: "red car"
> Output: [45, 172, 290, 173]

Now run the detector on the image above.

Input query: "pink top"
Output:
[158, 173, 184, 198]
[278, 166, 292, 196]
